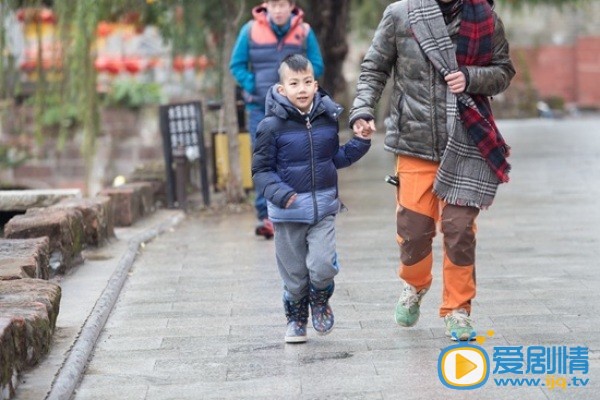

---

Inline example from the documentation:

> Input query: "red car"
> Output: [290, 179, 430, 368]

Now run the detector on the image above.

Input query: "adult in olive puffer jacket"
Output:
[349, 0, 514, 161]
[349, 0, 515, 342]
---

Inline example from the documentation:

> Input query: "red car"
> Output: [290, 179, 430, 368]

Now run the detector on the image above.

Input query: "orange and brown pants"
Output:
[395, 156, 479, 317]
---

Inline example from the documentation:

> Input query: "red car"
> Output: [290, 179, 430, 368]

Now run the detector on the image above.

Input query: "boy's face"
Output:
[266, 0, 295, 26]
[277, 65, 318, 114]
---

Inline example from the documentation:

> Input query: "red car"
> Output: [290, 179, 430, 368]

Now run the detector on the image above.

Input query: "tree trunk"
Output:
[301, 0, 350, 101]
[222, 0, 246, 203]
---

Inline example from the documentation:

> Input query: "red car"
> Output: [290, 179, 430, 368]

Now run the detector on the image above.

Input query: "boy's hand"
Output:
[285, 193, 297, 208]
[352, 119, 376, 139]
[445, 71, 466, 94]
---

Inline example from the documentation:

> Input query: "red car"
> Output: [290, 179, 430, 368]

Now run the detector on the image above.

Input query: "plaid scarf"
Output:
[408, 0, 510, 208]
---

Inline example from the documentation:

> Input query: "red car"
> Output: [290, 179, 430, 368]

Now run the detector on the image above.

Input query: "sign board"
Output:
[159, 101, 210, 207]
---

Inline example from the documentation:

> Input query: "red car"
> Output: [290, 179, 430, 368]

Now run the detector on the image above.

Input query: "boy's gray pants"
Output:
[274, 215, 338, 302]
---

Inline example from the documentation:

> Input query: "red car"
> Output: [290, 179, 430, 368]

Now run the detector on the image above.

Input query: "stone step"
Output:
[52, 196, 116, 247]
[3, 208, 85, 275]
[98, 182, 156, 227]
[0, 189, 82, 212]
[0, 279, 61, 399]
[0, 238, 50, 281]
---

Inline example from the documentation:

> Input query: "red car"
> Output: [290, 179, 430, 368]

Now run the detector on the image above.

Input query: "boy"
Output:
[252, 54, 371, 343]
[350, 0, 515, 340]
[230, 0, 324, 238]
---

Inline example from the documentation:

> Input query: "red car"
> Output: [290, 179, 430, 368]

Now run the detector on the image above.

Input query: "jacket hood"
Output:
[265, 86, 343, 122]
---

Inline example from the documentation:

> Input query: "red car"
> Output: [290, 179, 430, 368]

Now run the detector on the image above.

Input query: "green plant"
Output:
[0, 140, 30, 169]
[24, 93, 80, 129]
[104, 80, 163, 109]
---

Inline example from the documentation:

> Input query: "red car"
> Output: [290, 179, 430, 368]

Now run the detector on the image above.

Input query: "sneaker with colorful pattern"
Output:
[395, 283, 428, 327]
[444, 308, 475, 341]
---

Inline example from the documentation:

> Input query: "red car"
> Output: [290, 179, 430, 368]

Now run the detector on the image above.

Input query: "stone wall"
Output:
[0, 105, 165, 193]
[0, 182, 157, 399]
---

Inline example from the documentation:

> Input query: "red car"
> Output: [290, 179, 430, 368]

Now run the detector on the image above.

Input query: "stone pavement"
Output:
[16, 118, 600, 399]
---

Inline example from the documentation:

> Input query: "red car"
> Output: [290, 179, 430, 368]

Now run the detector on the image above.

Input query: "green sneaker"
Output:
[394, 284, 428, 327]
[444, 309, 475, 341]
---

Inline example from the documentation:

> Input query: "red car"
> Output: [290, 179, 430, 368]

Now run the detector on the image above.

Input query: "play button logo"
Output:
[438, 345, 490, 389]
[456, 353, 477, 379]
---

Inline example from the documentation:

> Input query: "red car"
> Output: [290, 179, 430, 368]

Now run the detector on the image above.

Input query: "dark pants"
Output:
[249, 109, 268, 221]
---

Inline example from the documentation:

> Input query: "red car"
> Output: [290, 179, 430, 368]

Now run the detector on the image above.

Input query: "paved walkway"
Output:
[17, 118, 600, 399]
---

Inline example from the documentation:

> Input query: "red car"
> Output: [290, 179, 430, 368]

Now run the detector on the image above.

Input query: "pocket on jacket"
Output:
[395, 92, 405, 129]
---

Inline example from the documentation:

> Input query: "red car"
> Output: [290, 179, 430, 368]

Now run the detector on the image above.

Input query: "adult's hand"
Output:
[445, 71, 467, 94]
[352, 119, 376, 137]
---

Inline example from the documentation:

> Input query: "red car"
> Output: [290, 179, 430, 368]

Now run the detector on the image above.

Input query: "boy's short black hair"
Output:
[278, 54, 314, 82]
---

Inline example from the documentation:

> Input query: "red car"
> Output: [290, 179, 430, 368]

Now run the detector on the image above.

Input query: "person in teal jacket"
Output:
[230, 0, 324, 239]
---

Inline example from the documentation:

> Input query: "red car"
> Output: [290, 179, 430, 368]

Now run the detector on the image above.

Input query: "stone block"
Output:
[0, 279, 61, 386]
[123, 182, 155, 216]
[98, 187, 141, 227]
[0, 278, 61, 388]
[0, 318, 18, 399]
[52, 196, 116, 247]
[0, 238, 50, 281]
[3, 208, 84, 274]
[0, 279, 62, 329]
[0, 189, 82, 212]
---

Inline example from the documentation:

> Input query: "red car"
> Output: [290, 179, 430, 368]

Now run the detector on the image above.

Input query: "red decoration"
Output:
[197, 55, 210, 70]
[96, 22, 114, 37]
[105, 58, 123, 75]
[16, 8, 56, 24]
[123, 57, 147, 74]
[19, 59, 37, 73]
[172, 56, 185, 73]
[94, 56, 109, 73]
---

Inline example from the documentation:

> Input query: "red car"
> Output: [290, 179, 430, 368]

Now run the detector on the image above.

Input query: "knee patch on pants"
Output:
[397, 206, 436, 266]
[441, 205, 479, 266]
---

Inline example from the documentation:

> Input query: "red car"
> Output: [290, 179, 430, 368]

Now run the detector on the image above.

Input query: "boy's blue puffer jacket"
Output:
[252, 86, 370, 224]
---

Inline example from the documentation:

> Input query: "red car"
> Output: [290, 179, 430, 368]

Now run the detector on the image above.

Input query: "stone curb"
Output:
[45, 212, 185, 400]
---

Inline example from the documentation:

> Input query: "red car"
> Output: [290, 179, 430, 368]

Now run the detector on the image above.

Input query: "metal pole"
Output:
[173, 146, 188, 211]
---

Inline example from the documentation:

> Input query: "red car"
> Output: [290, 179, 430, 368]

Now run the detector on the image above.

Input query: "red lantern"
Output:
[97, 22, 113, 37]
[197, 55, 210, 70]
[19, 59, 37, 73]
[105, 58, 123, 75]
[172, 56, 185, 73]
[39, 9, 56, 24]
[94, 56, 109, 73]
[123, 57, 146, 74]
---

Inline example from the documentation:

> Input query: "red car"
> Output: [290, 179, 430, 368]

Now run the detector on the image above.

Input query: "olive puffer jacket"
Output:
[348, 0, 515, 162]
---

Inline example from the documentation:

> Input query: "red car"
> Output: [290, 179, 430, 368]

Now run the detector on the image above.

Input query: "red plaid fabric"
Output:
[456, 0, 510, 183]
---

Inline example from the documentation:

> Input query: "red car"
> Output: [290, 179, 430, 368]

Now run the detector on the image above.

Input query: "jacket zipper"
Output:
[306, 116, 318, 223]
[429, 62, 439, 160]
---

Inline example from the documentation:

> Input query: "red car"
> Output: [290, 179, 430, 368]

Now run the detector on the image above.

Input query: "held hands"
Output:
[445, 71, 467, 94]
[352, 119, 376, 139]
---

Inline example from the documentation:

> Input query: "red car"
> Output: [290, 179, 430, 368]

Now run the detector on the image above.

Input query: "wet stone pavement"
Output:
[17, 118, 600, 399]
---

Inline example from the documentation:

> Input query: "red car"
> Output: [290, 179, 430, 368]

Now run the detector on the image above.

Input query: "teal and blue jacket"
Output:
[230, 4, 324, 112]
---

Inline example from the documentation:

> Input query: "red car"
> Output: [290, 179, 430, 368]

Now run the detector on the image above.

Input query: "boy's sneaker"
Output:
[444, 308, 475, 341]
[395, 284, 428, 327]
[283, 297, 309, 343]
[309, 283, 334, 335]
[255, 218, 274, 239]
